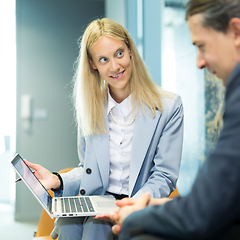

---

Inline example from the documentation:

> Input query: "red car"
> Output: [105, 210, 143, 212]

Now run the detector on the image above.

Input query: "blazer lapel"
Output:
[92, 117, 110, 190]
[129, 108, 161, 196]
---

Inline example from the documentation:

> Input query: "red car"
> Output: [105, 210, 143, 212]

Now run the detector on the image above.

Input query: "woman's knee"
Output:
[55, 217, 85, 240]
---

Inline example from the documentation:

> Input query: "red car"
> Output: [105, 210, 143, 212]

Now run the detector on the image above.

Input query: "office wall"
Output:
[15, 0, 104, 221]
[105, 0, 126, 27]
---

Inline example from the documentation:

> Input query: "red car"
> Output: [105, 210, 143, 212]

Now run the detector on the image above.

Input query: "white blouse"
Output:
[106, 90, 135, 195]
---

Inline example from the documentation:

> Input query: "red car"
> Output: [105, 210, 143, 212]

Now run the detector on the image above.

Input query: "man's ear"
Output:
[229, 18, 240, 47]
[89, 58, 97, 70]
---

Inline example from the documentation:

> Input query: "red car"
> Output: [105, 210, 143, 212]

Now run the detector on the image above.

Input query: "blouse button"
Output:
[86, 168, 92, 174]
[80, 189, 86, 195]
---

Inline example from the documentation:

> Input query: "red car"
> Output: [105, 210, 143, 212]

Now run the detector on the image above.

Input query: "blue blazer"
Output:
[61, 94, 184, 199]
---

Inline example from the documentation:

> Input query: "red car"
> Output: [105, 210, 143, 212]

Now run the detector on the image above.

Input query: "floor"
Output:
[0, 203, 38, 240]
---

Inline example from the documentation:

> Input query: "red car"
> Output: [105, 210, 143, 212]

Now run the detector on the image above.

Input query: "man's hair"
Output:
[185, 0, 240, 32]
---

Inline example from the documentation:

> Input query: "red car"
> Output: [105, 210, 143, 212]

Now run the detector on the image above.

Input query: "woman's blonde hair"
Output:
[73, 18, 168, 136]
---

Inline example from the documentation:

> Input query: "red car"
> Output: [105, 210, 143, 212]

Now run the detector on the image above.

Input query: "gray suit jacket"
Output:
[61, 94, 183, 199]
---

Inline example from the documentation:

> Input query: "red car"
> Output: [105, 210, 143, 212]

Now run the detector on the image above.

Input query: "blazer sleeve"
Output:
[133, 95, 184, 198]
[120, 76, 240, 239]
[59, 127, 85, 197]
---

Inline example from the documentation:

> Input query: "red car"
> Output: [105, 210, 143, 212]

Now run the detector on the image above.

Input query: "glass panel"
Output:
[162, 4, 205, 196]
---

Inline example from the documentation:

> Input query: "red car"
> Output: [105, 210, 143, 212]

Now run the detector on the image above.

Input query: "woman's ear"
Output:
[89, 58, 97, 69]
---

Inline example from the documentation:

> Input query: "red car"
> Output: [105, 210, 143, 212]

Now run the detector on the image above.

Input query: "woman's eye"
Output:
[117, 51, 123, 57]
[100, 57, 108, 63]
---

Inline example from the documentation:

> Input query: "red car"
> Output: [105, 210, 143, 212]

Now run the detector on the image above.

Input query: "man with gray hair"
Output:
[104, 0, 240, 239]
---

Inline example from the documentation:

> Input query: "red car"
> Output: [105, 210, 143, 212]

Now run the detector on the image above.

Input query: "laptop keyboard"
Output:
[60, 197, 95, 213]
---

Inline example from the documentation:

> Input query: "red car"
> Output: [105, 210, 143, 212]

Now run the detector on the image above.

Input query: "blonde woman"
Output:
[26, 18, 183, 240]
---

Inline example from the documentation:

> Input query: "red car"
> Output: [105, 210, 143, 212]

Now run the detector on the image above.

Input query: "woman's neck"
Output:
[109, 88, 130, 103]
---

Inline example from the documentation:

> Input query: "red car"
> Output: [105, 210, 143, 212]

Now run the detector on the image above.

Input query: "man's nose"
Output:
[196, 51, 207, 69]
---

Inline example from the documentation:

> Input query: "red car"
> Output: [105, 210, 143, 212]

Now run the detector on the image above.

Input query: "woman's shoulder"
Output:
[138, 89, 183, 117]
[159, 90, 183, 109]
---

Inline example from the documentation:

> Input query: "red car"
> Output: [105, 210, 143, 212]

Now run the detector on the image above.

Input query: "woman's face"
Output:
[90, 36, 133, 103]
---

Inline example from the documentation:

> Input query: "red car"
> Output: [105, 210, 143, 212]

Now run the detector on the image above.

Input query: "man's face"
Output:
[188, 13, 240, 85]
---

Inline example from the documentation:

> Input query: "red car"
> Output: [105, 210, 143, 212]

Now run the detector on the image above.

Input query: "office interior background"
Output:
[0, 0, 224, 239]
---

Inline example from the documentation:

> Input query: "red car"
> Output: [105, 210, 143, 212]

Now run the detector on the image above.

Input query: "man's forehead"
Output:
[188, 13, 204, 30]
[187, 13, 211, 44]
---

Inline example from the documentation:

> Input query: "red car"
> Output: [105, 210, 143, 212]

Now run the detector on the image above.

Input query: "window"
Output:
[162, 4, 205, 196]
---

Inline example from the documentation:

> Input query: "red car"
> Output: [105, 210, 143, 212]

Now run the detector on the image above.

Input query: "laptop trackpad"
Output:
[97, 202, 116, 208]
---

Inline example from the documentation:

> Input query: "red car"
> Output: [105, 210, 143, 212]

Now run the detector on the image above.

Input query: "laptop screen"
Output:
[11, 154, 51, 210]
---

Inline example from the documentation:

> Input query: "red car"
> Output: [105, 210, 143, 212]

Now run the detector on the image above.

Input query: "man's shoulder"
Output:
[226, 62, 240, 94]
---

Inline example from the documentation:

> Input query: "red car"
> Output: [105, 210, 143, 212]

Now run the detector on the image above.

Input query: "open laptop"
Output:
[11, 153, 118, 219]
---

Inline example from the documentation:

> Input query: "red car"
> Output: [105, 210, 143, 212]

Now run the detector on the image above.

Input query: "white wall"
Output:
[105, 0, 126, 27]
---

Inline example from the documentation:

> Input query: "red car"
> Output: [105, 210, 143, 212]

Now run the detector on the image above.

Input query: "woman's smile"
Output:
[111, 70, 125, 79]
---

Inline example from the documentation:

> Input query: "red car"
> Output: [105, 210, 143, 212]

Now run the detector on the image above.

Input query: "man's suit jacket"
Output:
[120, 63, 240, 240]
[60, 94, 183, 199]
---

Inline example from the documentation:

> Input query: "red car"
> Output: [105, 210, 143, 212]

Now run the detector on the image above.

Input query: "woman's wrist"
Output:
[51, 172, 63, 191]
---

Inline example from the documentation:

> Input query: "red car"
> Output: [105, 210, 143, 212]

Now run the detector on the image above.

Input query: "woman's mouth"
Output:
[111, 71, 125, 79]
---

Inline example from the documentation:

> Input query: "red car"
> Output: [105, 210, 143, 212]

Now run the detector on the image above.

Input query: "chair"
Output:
[33, 168, 73, 240]
[169, 187, 180, 198]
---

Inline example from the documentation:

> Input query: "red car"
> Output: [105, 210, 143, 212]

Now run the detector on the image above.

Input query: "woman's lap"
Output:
[55, 216, 118, 240]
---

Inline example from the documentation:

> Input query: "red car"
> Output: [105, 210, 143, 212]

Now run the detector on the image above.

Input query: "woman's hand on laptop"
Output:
[24, 160, 61, 190]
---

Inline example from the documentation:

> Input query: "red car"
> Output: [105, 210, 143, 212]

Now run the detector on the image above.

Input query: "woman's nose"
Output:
[109, 59, 120, 72]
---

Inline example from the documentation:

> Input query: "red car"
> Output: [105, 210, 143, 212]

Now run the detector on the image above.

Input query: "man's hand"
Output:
[111, 194, 173, 235]
[112, 192, 151, 234]
[95, 193, 174, 235]
[149, 197, 173, 206]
